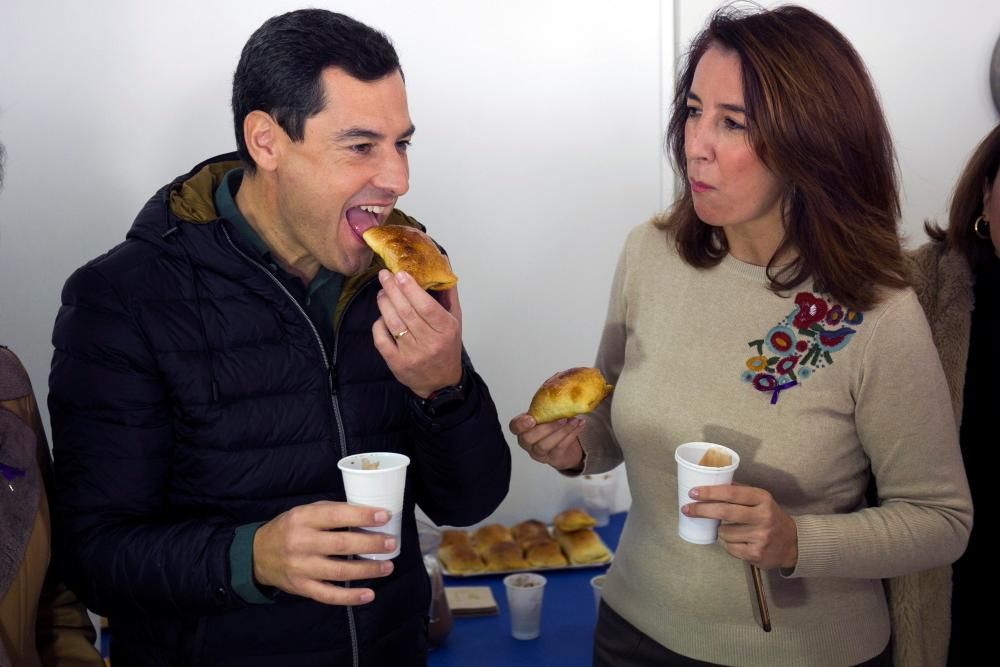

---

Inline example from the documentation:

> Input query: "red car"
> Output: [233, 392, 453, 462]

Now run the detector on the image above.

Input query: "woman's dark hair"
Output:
[925, 123, 1000, 271]
[658, 5, 907, 311]
[232, 9, 401, 173]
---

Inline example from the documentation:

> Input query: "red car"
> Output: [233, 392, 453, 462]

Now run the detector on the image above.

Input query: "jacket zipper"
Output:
[222, 227, 362, 667]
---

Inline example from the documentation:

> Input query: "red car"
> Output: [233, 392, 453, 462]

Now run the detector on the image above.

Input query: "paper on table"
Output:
[445, 586, 499, 616]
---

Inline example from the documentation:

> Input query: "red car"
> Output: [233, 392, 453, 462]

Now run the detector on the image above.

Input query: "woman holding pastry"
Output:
[509, 6, 971, 667]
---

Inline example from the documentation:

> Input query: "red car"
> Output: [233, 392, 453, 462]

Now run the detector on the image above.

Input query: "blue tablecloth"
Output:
[429, 512, 626, 667]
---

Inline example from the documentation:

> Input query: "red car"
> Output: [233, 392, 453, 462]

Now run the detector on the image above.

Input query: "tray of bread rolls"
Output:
[437, 508, 613, 577]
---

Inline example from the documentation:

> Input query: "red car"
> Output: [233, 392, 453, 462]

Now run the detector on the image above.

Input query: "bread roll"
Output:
[554, 527, 612, 565]
[527, 367, 613, 424]
[438, 543, 486, 574]
[553, 508, 597, 532]
[484, 541, 529, 571]
[472, 524, 515, 558]
[362, 225, 458, 291]
[525, 538, 568, 567]
[512, 519, 549, 547]
[441, 529, 472, 549]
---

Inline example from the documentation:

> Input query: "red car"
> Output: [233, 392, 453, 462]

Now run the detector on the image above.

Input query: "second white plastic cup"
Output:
[674, 442, 740, 545]
[504, 573, 546, 640]
[581, 471, 617, 527]
[590, 574, 606, 614]
[337, 452, 410, 559]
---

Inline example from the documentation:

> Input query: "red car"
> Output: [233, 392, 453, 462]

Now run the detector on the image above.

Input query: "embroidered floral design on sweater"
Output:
[742, 291, 865, 404]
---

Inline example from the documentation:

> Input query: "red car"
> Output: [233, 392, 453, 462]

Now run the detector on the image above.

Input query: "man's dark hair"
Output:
[232, 9, 401, 173]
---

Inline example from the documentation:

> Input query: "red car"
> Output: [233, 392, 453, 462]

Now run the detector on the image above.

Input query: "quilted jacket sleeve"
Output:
[406, 357, 512, 527]
[49, 264, 244, 616]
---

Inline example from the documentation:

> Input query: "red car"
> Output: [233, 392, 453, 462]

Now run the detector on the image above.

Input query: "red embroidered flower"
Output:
[768, 328, 794, 354]
[795, 340, 808, 352]
[752, 373, 777, 392]
[775, 356, 798, 375]
[793, 292, 829, 329]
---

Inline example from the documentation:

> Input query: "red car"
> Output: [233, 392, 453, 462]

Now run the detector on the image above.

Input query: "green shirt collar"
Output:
[214, 168, 340, 298]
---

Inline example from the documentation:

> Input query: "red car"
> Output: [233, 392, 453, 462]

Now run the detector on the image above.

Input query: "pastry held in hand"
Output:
[527, 367, 614, 424]
[362, 224, 458, 291]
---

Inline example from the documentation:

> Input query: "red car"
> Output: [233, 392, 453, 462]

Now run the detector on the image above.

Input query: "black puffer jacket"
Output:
[49, 154, 511, 666]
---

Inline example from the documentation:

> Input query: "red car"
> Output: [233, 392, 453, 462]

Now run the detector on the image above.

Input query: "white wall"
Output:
[677, 0, 1000, 244]
[0, 0, 667, 525]
[1, 1, 998, 529]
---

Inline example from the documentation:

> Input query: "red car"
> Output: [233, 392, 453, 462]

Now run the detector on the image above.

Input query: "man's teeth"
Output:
[360, 205, 384, 215]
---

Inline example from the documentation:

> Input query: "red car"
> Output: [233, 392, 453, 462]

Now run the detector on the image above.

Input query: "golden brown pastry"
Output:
[362, 225, 458, 291]
[472, 524, 516, 558]
[484, 541, 529, 571]
[554, 527, 612, 565]
[527, 367, 613, 424]
[524, 538, 568, 567]
[512, 519, 549, 547]
[441, 529, 472, 549]
[438, 543, 486, 574]
[553, 508, 597, 532]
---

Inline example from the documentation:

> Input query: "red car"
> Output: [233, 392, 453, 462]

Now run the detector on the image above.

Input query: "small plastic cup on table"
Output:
[581, 471, 617, 527]
[590, 574, 606, 614]
[503, 573, 547, 640]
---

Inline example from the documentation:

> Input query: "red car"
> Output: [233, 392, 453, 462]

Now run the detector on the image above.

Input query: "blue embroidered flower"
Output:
[818, 326, 856, 352]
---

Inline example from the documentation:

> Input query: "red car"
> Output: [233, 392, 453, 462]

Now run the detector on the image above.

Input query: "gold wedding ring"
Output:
[393, 328, 409, 341]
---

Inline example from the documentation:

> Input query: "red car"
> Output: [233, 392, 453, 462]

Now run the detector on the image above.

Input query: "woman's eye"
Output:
[686, 106, 702, 118]
[724, 117, 746, 131]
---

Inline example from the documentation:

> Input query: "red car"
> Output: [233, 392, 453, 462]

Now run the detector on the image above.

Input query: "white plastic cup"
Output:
[337, 452, 410, 559]
[590, 574, 606, 615]
[581, 471, 617, 527]
[674, 442, 740, 545]
[503, 573, 547, 640]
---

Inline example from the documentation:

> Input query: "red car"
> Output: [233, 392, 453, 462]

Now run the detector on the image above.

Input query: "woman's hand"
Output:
[683, 484, 798, 570]
[508, 413, 586, 472]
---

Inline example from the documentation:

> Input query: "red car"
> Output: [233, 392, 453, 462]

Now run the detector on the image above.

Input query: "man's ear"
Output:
[243, 111, 281, 172]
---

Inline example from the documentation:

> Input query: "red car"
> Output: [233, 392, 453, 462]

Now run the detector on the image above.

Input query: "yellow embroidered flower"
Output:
[746, 355, 768, 372]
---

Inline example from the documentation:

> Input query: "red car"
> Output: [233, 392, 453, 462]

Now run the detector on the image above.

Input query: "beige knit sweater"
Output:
[580, 221, 972, 667]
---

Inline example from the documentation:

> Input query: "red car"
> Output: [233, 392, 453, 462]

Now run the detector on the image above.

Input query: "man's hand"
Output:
[508, 413, 586, 472]
[372, 269, 463, 398]
[682, 485, 798, 570]
[253, 501, 397, 605]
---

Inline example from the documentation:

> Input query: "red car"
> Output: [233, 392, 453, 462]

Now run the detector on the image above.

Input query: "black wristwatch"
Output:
[417, 367, 470, 419]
